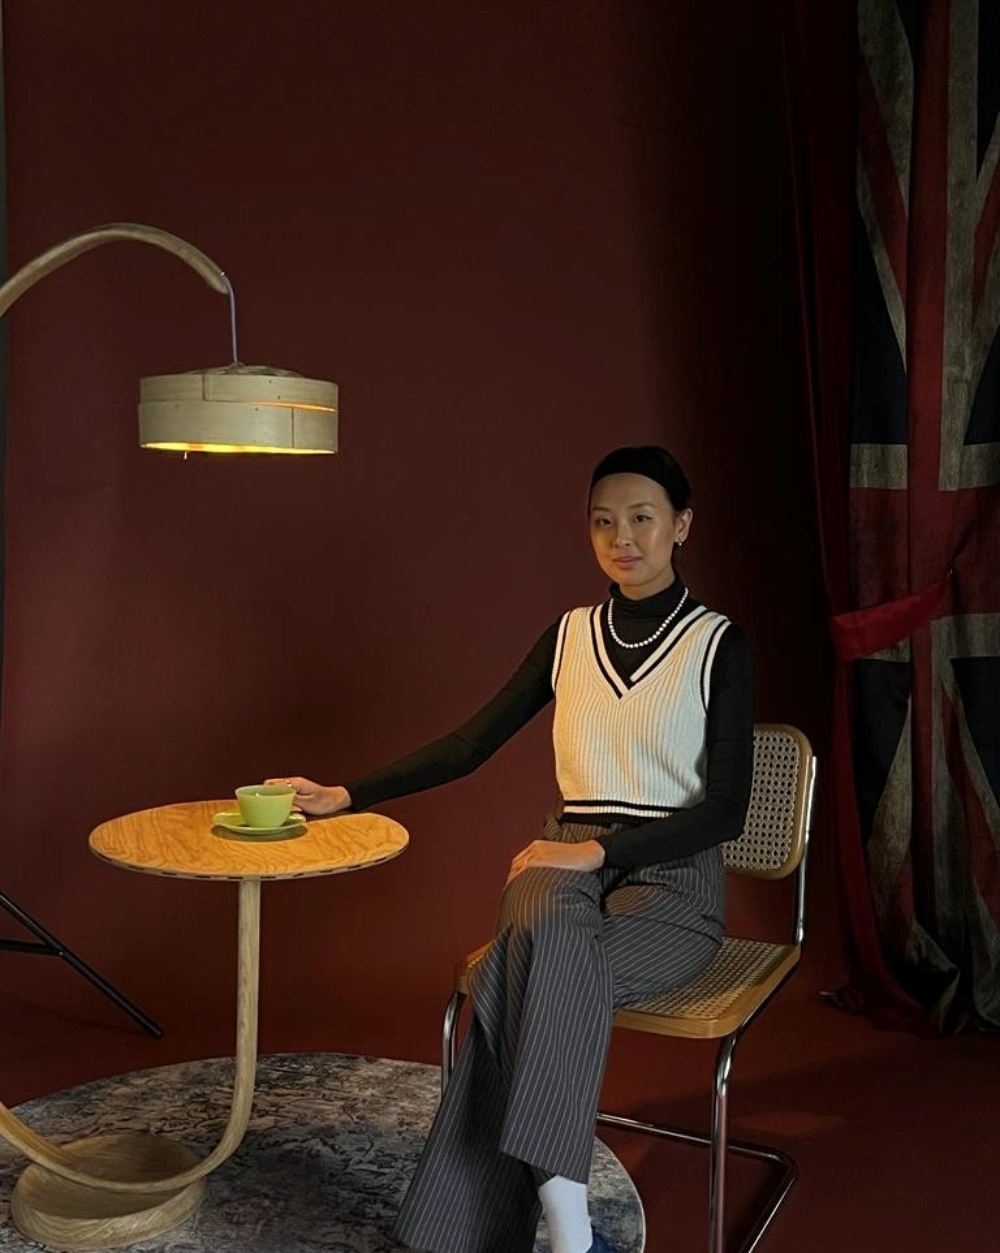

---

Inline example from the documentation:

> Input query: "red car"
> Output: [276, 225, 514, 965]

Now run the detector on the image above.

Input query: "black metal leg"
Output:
[0, 890, 163, 1039]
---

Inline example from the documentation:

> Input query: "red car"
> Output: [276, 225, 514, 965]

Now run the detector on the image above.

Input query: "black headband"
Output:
[588, 446, 690, 510]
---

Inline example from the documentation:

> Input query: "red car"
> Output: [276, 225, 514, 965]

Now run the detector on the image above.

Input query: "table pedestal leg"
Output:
[2, 879, 261, 1251]
[10, 1134, 207, 1251]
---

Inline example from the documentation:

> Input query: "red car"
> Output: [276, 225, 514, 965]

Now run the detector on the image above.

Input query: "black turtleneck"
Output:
[344, 579, 753, 869]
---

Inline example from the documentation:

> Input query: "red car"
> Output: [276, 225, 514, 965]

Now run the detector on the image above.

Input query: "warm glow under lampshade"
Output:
[139, 364, 339, 455]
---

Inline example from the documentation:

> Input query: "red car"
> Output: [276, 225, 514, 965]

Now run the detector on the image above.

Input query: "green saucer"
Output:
[212, 811, 307, 837]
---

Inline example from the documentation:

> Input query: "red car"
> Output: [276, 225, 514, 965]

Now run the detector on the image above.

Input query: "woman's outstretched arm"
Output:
[274, 621, 560, 814]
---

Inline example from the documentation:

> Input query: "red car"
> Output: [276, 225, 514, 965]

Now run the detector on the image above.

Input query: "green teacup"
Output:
[235, 784, 295, 828]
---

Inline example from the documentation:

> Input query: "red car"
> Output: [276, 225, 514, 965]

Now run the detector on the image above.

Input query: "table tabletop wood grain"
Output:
[89, 801, 408, 881]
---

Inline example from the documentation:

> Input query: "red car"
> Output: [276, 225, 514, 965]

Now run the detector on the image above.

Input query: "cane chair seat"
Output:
[456, 936, 800, 1041]
[613, 938, 800, 1038]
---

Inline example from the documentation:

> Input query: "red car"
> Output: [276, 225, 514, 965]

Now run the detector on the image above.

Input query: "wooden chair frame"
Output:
[441, 724, 818, 1253]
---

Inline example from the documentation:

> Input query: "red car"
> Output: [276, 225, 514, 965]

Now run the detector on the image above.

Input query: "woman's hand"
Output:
[264, 776, 352, 816]
[506, 839, 605, 885]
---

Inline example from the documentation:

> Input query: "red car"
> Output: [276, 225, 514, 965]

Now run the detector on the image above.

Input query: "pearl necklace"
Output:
[607, 587, 689, 650]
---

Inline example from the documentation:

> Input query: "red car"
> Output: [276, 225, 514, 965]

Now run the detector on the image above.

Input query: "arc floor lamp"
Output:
[0, 224, 339, 1243]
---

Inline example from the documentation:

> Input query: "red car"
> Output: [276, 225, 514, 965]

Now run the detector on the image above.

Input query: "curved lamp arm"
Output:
[0, 222, 231, 319]
[0, 221, 338, 454]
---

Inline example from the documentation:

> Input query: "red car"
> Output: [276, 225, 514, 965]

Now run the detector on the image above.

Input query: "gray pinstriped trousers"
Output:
[394, 819, 725, 1253]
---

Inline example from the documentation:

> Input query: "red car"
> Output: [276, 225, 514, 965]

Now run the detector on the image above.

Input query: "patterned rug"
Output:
[0, 1053, 645, 1252]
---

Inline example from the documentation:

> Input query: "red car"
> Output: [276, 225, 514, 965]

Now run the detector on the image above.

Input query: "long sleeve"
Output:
[345, 622, 559, 810]
[594, 625, 754, 869]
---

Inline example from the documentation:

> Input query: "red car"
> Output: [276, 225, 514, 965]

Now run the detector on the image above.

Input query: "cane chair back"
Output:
[721, 724, 812, 880]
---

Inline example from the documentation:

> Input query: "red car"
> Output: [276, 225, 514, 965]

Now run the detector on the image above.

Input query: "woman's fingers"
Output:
[506, 841, 536, 884]
[507, 840, 600, 877]
[266, 775, 313, 794]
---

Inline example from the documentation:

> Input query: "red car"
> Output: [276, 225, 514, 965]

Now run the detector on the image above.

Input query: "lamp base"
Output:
[10, 1132, 205, 1251]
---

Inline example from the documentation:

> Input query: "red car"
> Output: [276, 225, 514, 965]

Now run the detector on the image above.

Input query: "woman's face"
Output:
[588, 472, 692, 600]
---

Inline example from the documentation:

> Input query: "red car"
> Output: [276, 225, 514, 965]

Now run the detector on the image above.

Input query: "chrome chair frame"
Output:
[442, 726, 817, 1253]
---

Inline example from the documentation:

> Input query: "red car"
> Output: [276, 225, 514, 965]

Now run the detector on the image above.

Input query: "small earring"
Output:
[676, 540, 684, 550]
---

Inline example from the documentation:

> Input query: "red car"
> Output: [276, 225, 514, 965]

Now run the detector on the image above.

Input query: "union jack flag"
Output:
[851, 0, 1000, 1028]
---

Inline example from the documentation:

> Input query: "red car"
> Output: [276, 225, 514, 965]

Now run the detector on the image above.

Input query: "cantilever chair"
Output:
[443, 723, 817, 1253]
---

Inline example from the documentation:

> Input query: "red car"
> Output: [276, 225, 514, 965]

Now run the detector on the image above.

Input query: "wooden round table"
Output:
[0, 801, 408, 1251]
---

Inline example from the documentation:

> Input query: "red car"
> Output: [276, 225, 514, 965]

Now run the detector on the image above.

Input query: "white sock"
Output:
[538, 1175, 592, 1253]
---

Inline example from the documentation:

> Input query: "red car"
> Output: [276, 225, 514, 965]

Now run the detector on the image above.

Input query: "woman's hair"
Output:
[588, 445, 692, 512]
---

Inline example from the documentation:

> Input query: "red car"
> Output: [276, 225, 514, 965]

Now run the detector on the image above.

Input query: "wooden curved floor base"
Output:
[10, 1131, 206, 1251]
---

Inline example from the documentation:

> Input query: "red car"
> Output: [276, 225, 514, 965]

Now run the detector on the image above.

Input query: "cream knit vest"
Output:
[551, 602, 730, 822]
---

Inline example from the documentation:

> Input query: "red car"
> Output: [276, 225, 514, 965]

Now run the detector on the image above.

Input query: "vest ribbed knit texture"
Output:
[551, 602, 729, 823]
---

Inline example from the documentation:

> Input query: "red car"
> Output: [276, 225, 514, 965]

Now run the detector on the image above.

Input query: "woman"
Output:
[271, 445, 754, 1253]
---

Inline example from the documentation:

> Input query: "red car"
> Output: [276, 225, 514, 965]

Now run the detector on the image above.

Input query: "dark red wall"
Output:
[0, 0, 834, 1077]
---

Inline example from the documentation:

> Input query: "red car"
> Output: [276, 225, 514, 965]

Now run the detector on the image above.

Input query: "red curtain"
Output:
[782, 1, 923, 1029]
[784, 0, 1000, 1032]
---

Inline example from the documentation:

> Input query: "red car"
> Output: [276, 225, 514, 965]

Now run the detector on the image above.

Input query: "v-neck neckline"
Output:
[587, 602, 711, 701]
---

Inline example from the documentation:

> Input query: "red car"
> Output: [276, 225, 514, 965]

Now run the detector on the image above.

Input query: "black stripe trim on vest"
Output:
[562, 803, 681, 821]
[562, 798, 681, 813]
[699, 619, 729, 711]
[589, 605, 628, 698]
[551, 612, 570, 691]
[627, 604, 712, 682]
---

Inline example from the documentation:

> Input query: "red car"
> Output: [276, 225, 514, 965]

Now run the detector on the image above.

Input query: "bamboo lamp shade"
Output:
[139, 364, 339, 455]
